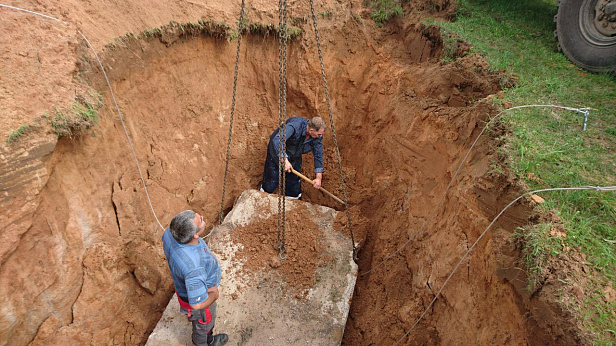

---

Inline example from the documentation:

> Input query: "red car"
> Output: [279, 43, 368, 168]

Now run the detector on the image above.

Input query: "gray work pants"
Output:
[186, 302, 217, 345]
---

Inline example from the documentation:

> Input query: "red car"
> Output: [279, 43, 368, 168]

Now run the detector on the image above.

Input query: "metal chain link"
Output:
[309, 0, 358, 261]
[275, 0, 290, 260]
[280, 1, 289, 259]
[219, 0, 246, 224]
[276, 0, 284, 252]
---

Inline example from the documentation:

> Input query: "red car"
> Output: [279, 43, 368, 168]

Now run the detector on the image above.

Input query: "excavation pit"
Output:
[1, 1, 584, 344]
[146, 190, 357, 345]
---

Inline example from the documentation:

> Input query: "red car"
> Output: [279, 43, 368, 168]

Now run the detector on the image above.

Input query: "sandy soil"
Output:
[233, 203, 323, 292]
[0, 0, 587, 345]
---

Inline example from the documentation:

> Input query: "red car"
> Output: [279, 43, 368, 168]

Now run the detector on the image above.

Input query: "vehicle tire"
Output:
[555, 0, 616, 73]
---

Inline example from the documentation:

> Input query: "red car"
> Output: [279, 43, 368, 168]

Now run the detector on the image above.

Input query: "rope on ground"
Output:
[392, 185, 616, 346]
[360, 104, 592, 276]
[275, 0, 289, 260]
[218, 0, 246, 226]
[308, 0, 357, 261]
[0, 4, 61, 21]
[1, 4, 168, 231]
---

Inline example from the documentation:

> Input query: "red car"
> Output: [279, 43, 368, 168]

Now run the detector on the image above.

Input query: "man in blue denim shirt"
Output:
[261, 116, 325, 199]
[162, 210, 227, 346]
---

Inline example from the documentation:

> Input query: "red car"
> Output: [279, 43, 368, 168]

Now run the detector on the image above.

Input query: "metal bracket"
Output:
[581, 108, 590, 131]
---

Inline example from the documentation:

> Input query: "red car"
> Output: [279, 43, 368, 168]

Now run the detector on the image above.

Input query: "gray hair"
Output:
[170, 210, 198, 244]
[308, 116, 326, 131]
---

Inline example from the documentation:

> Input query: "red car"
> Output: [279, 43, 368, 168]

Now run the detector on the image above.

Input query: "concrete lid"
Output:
[147, 190, 357, 345]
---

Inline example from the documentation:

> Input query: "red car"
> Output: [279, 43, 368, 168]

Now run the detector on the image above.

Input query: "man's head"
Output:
[169, 210, 207, 244]
[307, 116, 326, 138]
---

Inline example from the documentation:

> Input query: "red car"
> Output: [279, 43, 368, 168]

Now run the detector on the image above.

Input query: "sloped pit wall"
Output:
[0, 15, 577, 346]
[321, 21, 583, 345]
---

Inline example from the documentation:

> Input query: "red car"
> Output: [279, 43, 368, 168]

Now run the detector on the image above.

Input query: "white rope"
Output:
[0, 4, 61, 21]
[393, 185, 616, 345]
[2, 4, 165, 231]
[361, 104, 591, 276]
[77, 31, 165, 231]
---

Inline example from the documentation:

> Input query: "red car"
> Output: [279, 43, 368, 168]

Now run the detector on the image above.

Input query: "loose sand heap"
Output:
[147, 190, 357, 345]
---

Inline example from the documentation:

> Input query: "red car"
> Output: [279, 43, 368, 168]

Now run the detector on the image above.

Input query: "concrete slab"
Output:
[147, 190, 357, 346]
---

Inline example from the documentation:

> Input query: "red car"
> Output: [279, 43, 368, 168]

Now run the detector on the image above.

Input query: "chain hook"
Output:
[278, 246, 288, 261]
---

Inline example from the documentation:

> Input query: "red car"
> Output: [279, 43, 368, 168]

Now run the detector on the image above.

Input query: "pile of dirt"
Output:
[230, 200, 371, 296]
[231, 204, 323, 294]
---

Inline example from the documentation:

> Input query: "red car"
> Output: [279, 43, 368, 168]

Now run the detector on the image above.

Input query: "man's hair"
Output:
[170, 210, 198, 244]
[308, 116, 326, 131]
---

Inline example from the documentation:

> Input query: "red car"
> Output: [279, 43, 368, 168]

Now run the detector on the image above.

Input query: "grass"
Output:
[52, 94, 102, 138]
[319, 9, 333, 19]
[5, 124, 32, 145]
[513, 224, 564, 289]
[134, 19, 302, 45]
[366, 0, 404, 24]
[428, 0, 615, 342]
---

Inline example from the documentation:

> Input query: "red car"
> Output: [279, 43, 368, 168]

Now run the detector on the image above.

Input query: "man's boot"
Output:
[208, 333, 229, 346]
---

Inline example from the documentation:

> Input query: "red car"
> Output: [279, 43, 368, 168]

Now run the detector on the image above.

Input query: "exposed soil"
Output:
[230, 202, 369, 296]
[0, 0, 587, 345]
[232, 204, 323, 293]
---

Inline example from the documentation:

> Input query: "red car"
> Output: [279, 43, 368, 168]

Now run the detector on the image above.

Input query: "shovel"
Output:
[290, 168, 345, 205]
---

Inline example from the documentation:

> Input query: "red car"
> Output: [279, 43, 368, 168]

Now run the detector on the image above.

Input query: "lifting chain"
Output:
[219, 0, 246, 225]
[309, 0, 358, 262]
[275, 0, 289, 260]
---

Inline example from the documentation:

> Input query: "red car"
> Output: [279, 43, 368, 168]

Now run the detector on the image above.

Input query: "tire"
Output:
[554, 0, 616, 73]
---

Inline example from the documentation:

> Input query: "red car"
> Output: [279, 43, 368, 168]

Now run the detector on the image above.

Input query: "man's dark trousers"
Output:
[261, 151, 302, 198]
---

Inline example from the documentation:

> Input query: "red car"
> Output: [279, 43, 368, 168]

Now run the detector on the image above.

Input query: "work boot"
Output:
[208, 333, 229, 346]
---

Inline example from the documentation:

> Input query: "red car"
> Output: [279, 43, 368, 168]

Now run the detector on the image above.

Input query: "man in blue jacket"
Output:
[162, 210, 228, 346]
[261, 116, 325, 199]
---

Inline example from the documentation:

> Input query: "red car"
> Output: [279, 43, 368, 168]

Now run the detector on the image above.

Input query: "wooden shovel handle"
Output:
[290, 168, 345, 205]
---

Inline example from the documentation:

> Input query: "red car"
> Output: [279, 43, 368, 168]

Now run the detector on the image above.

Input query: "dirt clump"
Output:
[231, 204, 323, 294]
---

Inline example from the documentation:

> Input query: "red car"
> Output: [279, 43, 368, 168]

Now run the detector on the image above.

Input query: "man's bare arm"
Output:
[313, 172, 323, 189]
[190, 285, 219, 310]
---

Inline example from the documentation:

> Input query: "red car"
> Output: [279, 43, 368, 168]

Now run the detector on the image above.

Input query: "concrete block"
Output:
[147, 190, 357, 345]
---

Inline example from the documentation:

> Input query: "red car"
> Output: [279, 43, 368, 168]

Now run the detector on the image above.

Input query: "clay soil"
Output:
[232, 204, 324, 294]
[231, 202, 369, 296]
[0, 0, 585, 345]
